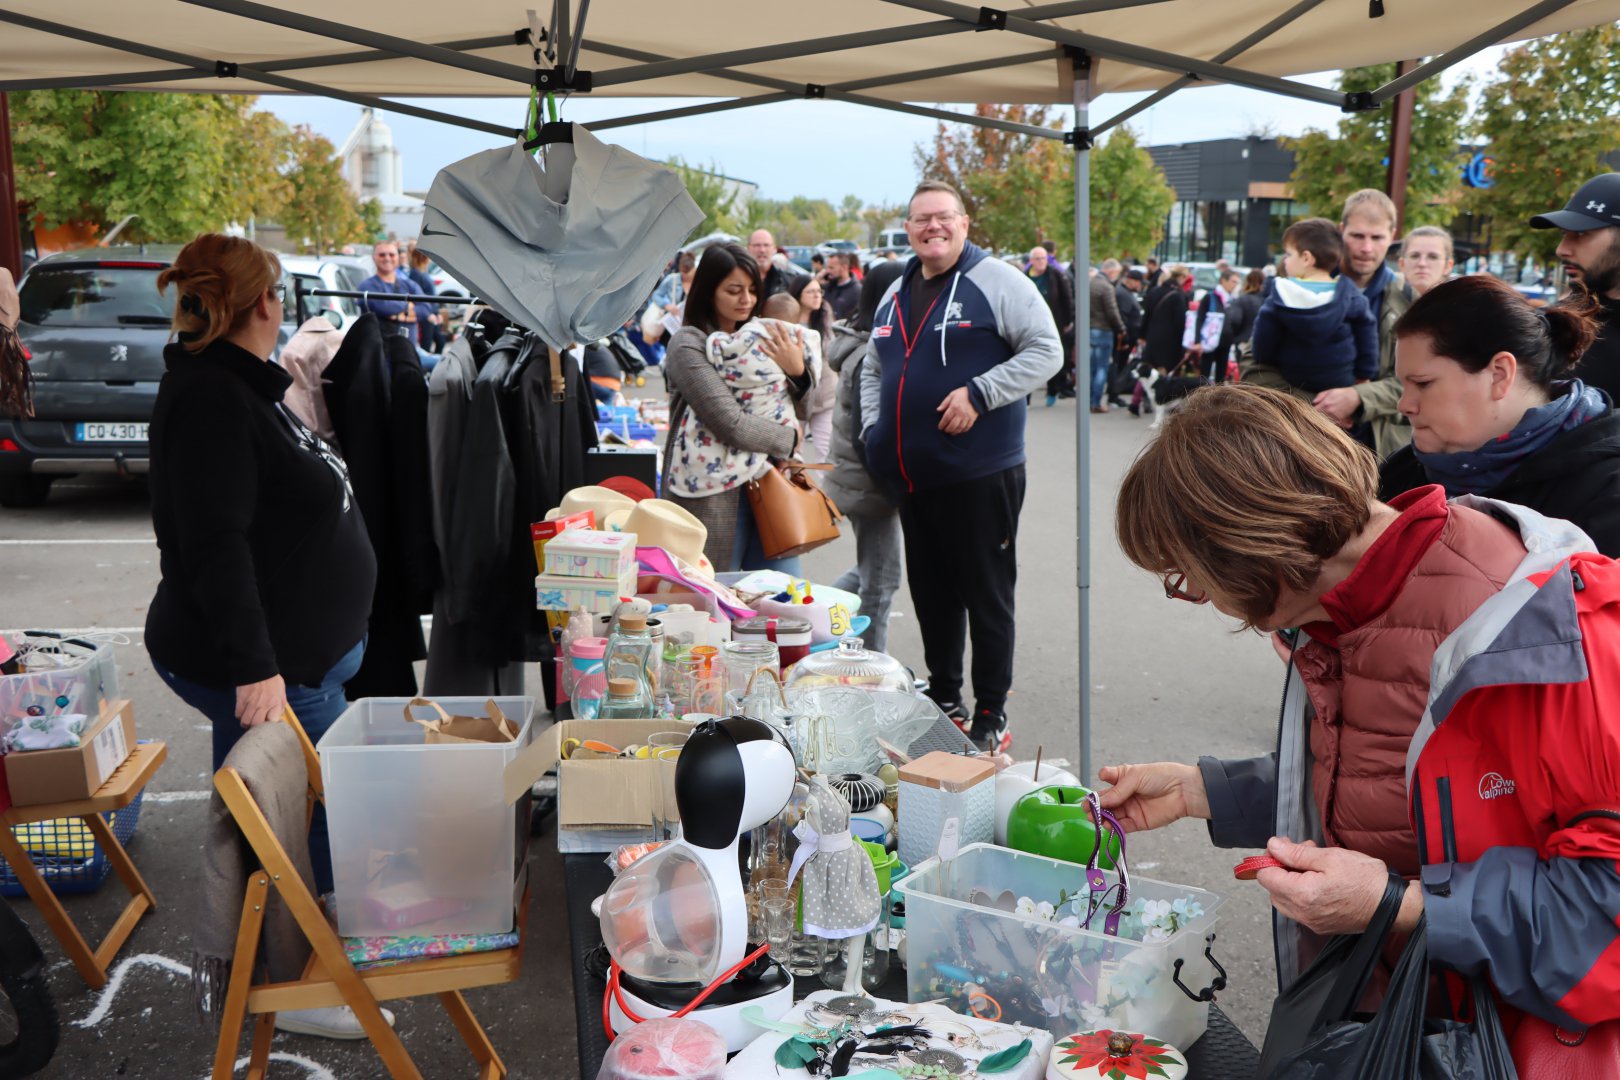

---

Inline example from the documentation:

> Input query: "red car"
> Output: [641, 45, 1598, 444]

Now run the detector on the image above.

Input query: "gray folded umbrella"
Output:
[418, 125, 702, 351]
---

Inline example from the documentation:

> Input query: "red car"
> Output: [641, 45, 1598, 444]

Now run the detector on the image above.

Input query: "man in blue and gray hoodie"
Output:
[859, 180, 1063, 752]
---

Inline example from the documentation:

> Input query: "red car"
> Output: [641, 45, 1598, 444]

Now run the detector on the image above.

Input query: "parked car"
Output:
[0, 246, 298, 508]
[783, 246, 817, 272]
[816, 239, 862, 258]
[281, 254, 370, 327]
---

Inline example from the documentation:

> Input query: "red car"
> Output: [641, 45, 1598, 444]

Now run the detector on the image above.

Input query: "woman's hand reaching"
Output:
[235, 674, 287, 729]
[1095, 762, 1211, 833]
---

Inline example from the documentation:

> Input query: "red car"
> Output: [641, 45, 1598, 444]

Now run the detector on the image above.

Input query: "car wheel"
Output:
[0, 476, 52, 509]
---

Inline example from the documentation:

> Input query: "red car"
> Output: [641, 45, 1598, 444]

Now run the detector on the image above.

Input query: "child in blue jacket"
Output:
[1250, 217, 1378, 394]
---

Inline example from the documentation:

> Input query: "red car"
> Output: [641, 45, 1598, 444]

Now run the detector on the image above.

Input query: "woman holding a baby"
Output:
[663, 243, 818, 574]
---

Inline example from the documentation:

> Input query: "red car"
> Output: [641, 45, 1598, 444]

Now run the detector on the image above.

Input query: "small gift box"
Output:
[535, 568, 638, 613]
[543, 529, 639, 580]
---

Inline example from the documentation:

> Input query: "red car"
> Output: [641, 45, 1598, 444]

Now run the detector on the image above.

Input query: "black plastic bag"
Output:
[1259, 872, 1517, 1079]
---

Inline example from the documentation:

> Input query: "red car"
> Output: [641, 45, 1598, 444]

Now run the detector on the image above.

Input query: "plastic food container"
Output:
[895, 844, 1224, 1052]
[318, 696, 534, 937]
[731, 615, 813, 668]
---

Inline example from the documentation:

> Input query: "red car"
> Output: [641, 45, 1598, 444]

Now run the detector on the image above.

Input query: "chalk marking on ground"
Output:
[213, 1053, 338, 1080]
[73, 952, 192, 1027]
[79, 952, 341, 1080]
[147, 790, 211, 803]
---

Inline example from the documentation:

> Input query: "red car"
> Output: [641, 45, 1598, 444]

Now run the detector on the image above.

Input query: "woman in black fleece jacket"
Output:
[145, 235, 376, 887]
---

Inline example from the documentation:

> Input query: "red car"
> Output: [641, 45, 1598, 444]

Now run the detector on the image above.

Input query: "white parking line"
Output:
[0, 538, 155, 544]
[146, 790, 210, 804]
[0, 627, 145, 635]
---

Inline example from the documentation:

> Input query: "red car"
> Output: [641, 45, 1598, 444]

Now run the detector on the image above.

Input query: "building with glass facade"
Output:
[1146, 137, 1303, 270]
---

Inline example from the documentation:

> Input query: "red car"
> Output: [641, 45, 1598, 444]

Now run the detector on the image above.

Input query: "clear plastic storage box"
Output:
[0, 637, 119, 741]
[317, 696, 534, 937]
[895, 844, 1224, 1051]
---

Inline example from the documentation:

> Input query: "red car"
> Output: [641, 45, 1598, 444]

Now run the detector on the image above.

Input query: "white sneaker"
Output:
[275, 1004, 397, 1040]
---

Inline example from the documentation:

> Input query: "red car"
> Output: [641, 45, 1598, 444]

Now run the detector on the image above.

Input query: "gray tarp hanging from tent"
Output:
[5, 0, 1619, 779]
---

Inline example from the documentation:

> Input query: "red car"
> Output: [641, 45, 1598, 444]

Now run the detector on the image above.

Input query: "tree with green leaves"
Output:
[1284, 64, 1471, 229]
[669, 157, 739, 237]
[11, 90, 287, 242]
[278, 126, 373, 254]
[1469, 25, 1620, 264]
[917, 109, 1174, 260]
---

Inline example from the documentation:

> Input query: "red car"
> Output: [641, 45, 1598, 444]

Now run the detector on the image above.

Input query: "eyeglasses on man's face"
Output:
[907, 211, 963, 228]
[1162, 570, 1208, 604]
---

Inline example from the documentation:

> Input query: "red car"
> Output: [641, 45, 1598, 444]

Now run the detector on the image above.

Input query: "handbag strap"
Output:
[1319, 871, 1411, 1022]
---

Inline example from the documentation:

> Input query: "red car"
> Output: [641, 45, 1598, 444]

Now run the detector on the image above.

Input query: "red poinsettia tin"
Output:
[1047, 1029, 1187, 1080]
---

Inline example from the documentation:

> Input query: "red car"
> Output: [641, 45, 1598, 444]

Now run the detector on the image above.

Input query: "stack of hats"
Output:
[545, 484, 716, 577]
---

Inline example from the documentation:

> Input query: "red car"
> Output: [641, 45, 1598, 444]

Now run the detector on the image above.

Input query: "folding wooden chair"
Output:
[211, 707, 525, 1080]
[0, 732, 167, 988]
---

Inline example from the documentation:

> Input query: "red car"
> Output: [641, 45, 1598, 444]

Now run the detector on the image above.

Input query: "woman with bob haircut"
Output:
[1379, 275, 1620, 554]
[145, 234, 383, 1040]
[662, 242, 814, 572]
[1101, 383, 1620, 1073]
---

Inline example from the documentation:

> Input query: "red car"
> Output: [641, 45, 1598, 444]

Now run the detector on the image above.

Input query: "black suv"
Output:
[1, 247, 296, 508]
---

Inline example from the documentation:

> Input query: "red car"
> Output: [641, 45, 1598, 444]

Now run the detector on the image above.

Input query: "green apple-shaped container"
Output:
[1005, 785, 1123, 869]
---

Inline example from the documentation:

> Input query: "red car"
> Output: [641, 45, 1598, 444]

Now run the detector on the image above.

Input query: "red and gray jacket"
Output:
[1406, 497, 1620, 1051]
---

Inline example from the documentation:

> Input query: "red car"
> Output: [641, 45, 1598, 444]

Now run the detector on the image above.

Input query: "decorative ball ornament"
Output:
[1046, 1029, 1187, 1080]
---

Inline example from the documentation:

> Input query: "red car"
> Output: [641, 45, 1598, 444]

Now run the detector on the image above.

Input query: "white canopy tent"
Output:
[5, 0, 1619, 777]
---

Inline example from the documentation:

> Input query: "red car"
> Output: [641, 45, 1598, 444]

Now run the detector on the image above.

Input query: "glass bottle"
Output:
[599, 676, 653, 720]
[603, 613, 656, 710]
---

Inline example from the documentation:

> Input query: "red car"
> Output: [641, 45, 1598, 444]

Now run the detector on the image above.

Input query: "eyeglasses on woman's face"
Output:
[270, 282, 286, 303]
[1162, 570, 1208, 604]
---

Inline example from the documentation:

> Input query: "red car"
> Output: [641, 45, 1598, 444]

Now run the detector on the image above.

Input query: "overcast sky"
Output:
[262, 51, 1504, 209]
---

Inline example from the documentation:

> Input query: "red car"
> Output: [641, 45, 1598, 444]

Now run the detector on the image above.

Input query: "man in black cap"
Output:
[1531, 173, 1620, 399]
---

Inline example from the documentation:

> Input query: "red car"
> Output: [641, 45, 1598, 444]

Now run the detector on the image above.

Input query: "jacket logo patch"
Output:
[873, 325, 893, 338]
[1478, 771, 1517, 800]
[945, 301, 964, 321]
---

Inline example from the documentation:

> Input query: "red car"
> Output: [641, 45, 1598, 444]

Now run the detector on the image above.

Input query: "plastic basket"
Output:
[0, 791, 145, 897]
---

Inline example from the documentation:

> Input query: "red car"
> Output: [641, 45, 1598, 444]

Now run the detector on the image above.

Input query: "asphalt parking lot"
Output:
[1, 382, 1284, 1077]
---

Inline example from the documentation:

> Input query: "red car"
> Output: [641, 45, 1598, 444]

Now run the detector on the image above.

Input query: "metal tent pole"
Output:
[1367, 0, 1578, 105]
[1090, 0, 1330, 138]
[0, 10, 518, 139]
[1071, 50, 1094, 784]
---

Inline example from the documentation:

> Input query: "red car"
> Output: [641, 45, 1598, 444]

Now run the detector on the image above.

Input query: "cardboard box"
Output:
[505, 718, 694, 851]
[4, 698, 135, 807]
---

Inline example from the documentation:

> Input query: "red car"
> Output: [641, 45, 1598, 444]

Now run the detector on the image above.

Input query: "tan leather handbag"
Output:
[744, 461, 843, 559]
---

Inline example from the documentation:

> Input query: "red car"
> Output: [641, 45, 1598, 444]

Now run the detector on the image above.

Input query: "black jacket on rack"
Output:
[423, 329, 596, 696]
[321, 313, 438, 698]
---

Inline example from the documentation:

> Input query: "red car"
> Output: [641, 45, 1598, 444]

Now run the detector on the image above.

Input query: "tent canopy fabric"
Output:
[2, 0, 1618, 112]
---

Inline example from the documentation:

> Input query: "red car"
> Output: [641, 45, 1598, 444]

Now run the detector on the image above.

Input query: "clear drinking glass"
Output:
[763, 898, 796, 964]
